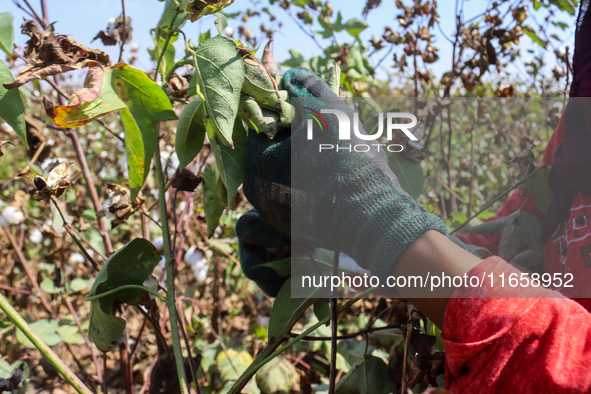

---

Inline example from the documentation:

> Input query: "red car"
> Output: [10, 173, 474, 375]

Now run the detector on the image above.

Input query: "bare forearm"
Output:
[391, 230, 482, 327]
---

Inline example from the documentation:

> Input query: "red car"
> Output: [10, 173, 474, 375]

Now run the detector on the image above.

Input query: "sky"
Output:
[0, 0, 577, 82]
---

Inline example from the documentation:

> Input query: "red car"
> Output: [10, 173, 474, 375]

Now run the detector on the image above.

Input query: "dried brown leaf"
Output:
[97, 183, 144, 228]
[92, 16, 133, 46]
[3, 20, 109, 90]
[17, 162, 71, 201]
[171, 169, 203, 192]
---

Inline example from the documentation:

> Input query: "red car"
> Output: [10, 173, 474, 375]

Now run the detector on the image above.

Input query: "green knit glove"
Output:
[242, 68, 447, 282]
[236, 210, 290, 297]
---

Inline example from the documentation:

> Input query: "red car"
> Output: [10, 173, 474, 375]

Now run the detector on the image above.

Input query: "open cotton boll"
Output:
[0, 206, 25, 227]
[185, 246, 209, 282]
[152, 237, 164, 252]
[29, 228, 43, 244]
[69, 253, 86, 264]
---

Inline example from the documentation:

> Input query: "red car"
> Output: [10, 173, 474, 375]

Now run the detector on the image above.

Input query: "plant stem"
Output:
[119, 0, 127, 63]
[50, 197, 100, 271]
[39, 0, 49, 26]
[154, 132, 190, 394]
[328, 251, 340, 394]
[0, 293, 93, 394]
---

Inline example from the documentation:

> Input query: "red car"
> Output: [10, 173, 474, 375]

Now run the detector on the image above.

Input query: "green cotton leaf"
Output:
[176, 99, 207, 170]
[88, 238, 160, 352]
[267, 277, 318, 344]
[192, 36, 244, 146]
[368, 328, 404, 348]
[315, 16, 334, 39]
[258, 257, 291, 277]
[40, 278, 64, 294]
[313, 299, 331, 324]
[66, 278, 91, 293]
[216, 175, 228, 206]
[554, 0, 577, 15]
[468, 213, 516, 235]
[528, 167, 554, 215]
[0, 13, 14, 57]
[56, 324, 85, 345]
[280, 49, 310, 69]
[202, 166, 224, 238]
[0, 59, 27, 149]
[514, 211, 545, 260]
[337, 339, 376, 369]
[552, 21, 569, 31]
[387, 153, 424, 200]
[88, 301, 126, 352]
[16, 319, 62, 348]
[255, 356, 300, 394]
[509, 249, 544, 274]
[210, 120, 247, 204]
[343, 18, 368, 43]
[499, 214, 521, 261]
[199, 30, 211, 44]
[335, 356, 397, 394]
[448, 235, 493, 259]
[217, 349, 252, 380]
[522, 25, 546, 48]
[120, 108, 145, 200]
[110, 63, 177, 200]
[157, 0, 188, 30]
[215, 13, 228, 35]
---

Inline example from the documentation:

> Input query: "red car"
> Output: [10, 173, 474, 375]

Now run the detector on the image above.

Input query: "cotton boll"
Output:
[0, 206, 25, 227]
[224, 26, 234, 37]
[69, 253, 86, 264]
[29, 228, 43, 244]
[152, 237, 164, 252]
[184, 246, 209, 282]
[1, 122, 13, 133]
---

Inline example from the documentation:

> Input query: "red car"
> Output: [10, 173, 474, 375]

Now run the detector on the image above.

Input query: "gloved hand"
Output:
[236, 210, 291, 297]
[241, 67, 447, 282]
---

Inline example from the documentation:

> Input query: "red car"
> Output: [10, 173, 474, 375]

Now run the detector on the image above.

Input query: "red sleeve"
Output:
[442, 256, 591, 393]
[455, 115, 565, 254]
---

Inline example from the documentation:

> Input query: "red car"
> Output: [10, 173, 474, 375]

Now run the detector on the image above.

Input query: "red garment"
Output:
[442, 257, 591, 393]
[446, 117, 591, 392]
